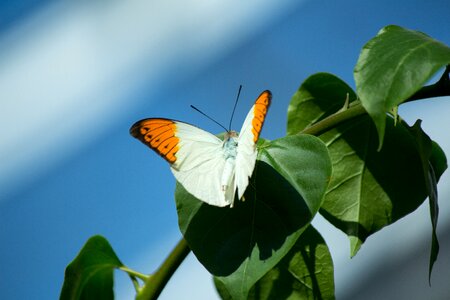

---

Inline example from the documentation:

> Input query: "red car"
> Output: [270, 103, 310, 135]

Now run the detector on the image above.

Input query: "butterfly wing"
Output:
[130, 118, 234, 207]
[235, 90, 272, 200]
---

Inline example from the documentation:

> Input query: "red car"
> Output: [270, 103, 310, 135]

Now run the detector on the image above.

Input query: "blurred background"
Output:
[1, 0, 450, 299]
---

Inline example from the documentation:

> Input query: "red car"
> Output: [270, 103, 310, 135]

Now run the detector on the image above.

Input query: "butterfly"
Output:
[130, 90, 271, 207]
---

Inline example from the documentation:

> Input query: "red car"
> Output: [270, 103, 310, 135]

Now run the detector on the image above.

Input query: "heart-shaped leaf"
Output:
[60, 235, 124, 300]
[354, 25, 450, 149]
[176, 135, 331, 299]
[287, 72, 357, 135]
[215, 225, 335, 300]
[319, 115, 447, 255]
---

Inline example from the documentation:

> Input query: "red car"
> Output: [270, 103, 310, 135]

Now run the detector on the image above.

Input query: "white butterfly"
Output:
[130, 90, 271, 207]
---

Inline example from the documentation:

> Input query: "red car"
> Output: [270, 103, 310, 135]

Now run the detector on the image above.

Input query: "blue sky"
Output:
[1, 1, 450, 299]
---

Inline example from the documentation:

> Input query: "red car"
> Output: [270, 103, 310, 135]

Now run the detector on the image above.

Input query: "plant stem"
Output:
[119, 266, 149, 281]
[301, 65, 450, 135]
[136, 238, 190, 300]
[301, 104, 367, 135]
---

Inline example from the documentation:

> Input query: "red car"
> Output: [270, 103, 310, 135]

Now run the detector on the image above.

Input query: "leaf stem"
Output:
[301, 104, 367, 135]
[119, 266, 149, 281]
[136, 238, 191, 300]
[301, 65, 450, 136]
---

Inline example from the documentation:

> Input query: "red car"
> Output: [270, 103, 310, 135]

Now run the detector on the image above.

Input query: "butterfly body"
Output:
[221, 132, 238, 190]
[130, 90, 271, 207]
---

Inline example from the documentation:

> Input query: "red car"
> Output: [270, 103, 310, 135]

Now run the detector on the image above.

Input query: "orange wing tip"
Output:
[256, 90, 272, 104]
[251, 91, 272, 142]
[130, 118, 180, 164]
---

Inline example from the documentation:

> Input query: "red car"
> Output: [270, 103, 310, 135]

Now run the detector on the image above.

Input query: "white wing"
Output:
[130, 118, 234, 207]
[235, 91, 272, 200]
[171, 121, 235, 207]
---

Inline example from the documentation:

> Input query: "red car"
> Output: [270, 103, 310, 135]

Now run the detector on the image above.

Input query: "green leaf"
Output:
[215, 225, 335, 300]
[408, 121, 447, 283]
[354, 25, 450, 149]
[60, 235, 124, 300]
[176, 135, 331, 300]
[287, 73, 357, 135]
[429, 140, 448, 183]
[318, 116, 447, 256]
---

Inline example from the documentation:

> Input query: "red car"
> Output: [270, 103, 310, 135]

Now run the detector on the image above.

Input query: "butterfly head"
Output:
[225, 130, 238, 140]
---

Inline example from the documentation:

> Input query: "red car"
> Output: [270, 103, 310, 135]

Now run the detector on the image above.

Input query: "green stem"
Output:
[136, 238, 191, 300]
[301, 65, 450, 135]
[301, 104, 367, 135]
[119, 266, 149, 281]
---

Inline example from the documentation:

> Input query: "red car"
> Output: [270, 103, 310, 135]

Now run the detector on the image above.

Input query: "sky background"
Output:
[1, 1, 450, 299]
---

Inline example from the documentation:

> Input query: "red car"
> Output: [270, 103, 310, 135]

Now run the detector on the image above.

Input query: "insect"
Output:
[130, 90, 271, 207]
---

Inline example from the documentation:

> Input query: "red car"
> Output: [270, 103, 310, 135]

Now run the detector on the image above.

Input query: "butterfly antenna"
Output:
[228, 85, 242, 131]
[190, 105, 228, 132]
